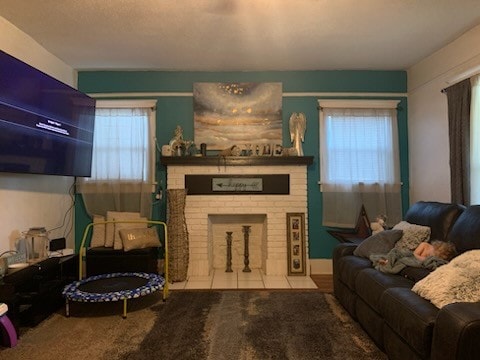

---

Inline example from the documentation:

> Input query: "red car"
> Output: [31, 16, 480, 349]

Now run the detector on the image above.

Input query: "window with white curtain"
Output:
[319, 100, 402, 228]
[471, 74, 480, 205]
[90, 107, 151, 181]
[78, 100, 157, 218]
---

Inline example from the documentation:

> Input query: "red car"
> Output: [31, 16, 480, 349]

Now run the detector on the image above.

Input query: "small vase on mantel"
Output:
[167, 188, 189, 282]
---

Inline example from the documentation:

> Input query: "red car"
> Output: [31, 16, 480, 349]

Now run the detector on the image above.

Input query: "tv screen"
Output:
[0, 50, 95, 177]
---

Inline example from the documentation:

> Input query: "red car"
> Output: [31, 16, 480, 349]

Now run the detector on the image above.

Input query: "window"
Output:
[90, 105, 154, 182]
[319, 100, 402, 227]
[78, 100, 157, 218]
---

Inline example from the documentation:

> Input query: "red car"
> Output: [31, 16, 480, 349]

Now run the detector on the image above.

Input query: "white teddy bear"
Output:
[370, 215, 387, 235]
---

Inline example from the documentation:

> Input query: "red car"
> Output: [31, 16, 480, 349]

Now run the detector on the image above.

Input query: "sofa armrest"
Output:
[332, 243, 358, 277]
[431, 302, 480, 360]
[333, 243, 357, 258]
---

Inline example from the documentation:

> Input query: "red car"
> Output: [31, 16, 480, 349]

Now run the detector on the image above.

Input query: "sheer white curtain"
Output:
[78, 100, 156, 218]
[319, 100, 402, 227]
[471, 74, 480, 204]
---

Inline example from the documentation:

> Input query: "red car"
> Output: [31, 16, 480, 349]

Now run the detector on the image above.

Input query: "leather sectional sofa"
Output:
[333, 201, 480, 360]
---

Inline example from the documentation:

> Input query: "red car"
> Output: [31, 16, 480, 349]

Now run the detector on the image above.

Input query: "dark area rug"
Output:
[2, 290, 386, 360]
[123, 291, 386, 360]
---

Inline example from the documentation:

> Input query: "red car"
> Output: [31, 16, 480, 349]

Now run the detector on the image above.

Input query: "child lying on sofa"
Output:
[413, 241, 457, 262]
[370, 241, 456, 274]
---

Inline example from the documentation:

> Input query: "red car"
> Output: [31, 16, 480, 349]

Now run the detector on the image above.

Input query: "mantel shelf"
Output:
[160, 156, 314, 167]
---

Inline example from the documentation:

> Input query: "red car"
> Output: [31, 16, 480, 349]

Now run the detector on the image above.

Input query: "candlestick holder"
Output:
[242, 225, 251, 272]
[225, 231, 233, 272]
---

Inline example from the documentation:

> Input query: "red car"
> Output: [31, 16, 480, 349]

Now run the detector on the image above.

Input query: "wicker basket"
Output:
[167, 189, 189, 282]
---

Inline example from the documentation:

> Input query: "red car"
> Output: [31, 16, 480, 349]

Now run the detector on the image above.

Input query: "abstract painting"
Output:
[193, 82, 282, 150]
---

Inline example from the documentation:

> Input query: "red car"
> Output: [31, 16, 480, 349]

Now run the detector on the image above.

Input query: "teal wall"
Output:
[76, 70, 408, 259]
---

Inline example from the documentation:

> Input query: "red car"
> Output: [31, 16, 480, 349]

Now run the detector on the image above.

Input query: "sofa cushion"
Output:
[381, 287, 439, 359]
[355, 268, 414, 313]
[337, 255, 372, 291]
[447, 205, 480, 253]
[412, 249, 480, 308]
[353, 230, 403, 258]
[392, 221, 430, 251]
[405, 201, 464, 242]
[398, 266, 432, 283]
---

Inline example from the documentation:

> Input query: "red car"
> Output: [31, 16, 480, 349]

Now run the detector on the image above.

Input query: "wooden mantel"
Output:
[160, 156, 314, 167]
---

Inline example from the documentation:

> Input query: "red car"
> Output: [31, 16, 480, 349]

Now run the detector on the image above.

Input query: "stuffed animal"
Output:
[370, 222, 384, 235]
[371, 215, 387, 235]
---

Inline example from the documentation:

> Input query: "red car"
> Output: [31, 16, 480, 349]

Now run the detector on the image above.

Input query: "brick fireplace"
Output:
[162, 156, 313, 277]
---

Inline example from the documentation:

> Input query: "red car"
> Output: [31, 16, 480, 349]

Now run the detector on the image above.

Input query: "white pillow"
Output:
[105, 211, 141, 248]
[393, 221, 431, 251]
[412, 250, 480, 308]
[90, 214, 106, 248]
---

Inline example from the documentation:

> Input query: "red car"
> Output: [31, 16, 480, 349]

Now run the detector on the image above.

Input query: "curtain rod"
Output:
[446, 64, 480, 85]
[442, 64, 480, 93]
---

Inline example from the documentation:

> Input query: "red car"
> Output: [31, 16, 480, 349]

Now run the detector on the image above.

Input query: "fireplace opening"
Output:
[208, 214, 267, 273]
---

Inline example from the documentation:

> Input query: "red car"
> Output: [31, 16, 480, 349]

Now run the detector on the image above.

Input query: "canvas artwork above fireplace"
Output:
[193, 82, 283, 150]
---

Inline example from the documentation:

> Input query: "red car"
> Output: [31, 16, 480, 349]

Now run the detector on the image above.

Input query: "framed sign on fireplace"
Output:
[286, 212, 306, 276]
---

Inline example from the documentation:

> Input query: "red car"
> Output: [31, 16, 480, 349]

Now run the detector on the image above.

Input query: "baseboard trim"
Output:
[309, 259, 333, 275]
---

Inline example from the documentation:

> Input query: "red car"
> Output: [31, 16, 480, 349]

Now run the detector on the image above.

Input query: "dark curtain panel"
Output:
[445, 78, 471, 205]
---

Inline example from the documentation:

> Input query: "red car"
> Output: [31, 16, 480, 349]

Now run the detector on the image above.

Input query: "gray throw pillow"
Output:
[353, 229, 403, 258]
[392, 221, 431, 251]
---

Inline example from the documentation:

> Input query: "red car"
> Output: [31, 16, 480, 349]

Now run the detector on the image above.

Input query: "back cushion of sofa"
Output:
[404, 201, 464, 241]
[447, 205, 480, 254]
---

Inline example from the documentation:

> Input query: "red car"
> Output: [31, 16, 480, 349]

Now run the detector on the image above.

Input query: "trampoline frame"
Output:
[64, 220, 169, 318]
[63, 272, 165, 318]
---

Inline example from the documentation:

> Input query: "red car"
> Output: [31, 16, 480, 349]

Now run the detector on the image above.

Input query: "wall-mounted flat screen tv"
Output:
[0, 50, 95, 177]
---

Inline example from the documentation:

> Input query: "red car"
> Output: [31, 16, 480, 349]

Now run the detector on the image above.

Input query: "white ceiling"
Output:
[1, 0, 480, 71]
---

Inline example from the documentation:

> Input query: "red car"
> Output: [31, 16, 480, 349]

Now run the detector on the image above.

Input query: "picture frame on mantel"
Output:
[286, 212, 306, 276]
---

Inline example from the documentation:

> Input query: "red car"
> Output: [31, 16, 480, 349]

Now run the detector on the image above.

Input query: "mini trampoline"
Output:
[64, 219, 169, 318]
[62, 272, 165, 318]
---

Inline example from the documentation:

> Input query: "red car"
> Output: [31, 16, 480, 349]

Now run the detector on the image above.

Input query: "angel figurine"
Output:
[169, 125, 185, 156]
[289, 112, 306, 156]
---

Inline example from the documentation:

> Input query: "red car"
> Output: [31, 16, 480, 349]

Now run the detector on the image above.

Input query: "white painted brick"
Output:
[166, 163, 308, 276]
